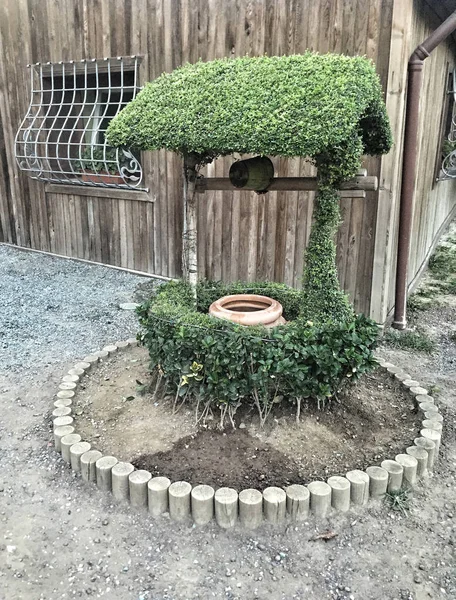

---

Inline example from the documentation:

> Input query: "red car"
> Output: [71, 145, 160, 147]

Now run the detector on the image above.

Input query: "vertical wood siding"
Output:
[1, 0, 393, 315]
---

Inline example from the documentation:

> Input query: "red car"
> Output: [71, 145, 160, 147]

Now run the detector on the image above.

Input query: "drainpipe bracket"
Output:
[414, 45, 431, 61]
[408, 60, 424, 73]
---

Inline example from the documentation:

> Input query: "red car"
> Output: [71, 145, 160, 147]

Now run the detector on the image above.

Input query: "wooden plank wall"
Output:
[407, 1, 456, 288]
[0, 0, 394, 315]
[371, 0, 456, 323]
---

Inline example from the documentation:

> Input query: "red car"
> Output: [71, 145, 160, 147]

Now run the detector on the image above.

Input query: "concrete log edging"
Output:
[51, 344, 444, 528]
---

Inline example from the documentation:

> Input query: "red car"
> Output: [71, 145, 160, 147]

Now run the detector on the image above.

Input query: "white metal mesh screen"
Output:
[15, 56, 144, 190]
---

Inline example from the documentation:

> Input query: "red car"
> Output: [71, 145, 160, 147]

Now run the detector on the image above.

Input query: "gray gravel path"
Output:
[0, 246, 147, 373]
[0, 245, 455, 600]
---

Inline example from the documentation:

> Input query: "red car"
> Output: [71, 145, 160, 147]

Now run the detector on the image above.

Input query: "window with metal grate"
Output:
[437, 68, 456, 181]
[15, 56, 145, 190]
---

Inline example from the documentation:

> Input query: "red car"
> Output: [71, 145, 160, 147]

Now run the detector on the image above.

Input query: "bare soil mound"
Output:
[73, 345, 420, 490]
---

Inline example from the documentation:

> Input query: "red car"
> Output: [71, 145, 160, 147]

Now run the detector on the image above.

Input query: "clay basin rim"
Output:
[208, 294, 286, 327]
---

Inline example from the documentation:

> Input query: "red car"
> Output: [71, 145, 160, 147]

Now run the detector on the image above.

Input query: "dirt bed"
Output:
[74, 346, 420, 490]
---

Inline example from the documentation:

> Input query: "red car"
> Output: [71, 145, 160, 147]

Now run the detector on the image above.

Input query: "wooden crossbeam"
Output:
[195, 174, 377, 194]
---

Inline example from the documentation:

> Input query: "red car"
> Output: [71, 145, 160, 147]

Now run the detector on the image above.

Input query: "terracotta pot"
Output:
[209, 294, 286, 328]
[81, 172, 125, 185]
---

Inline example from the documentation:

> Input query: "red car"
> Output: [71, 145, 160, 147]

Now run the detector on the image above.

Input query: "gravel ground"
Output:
[0, 246, 149, 373]
[0, 244, 455, 600]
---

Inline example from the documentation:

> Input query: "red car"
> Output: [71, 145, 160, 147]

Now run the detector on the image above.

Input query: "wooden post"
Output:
[182, 153, 199, 292]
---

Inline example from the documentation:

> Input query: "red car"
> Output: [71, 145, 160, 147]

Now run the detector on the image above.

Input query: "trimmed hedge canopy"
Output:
[106, 52, 392, 169]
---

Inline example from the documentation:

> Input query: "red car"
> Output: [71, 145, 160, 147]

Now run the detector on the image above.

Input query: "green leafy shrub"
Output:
[106, 53, 391, 164]
[429, 244, 456, 281]
[301, 184, 353, 323]
[442, 139, 456, 158]
[446, 277, 456, 294]
[137, 280, 379, 426]
[428, 243, 456, 296]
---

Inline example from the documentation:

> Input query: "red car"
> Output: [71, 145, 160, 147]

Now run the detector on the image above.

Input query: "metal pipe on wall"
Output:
[393, 9, 456, 329]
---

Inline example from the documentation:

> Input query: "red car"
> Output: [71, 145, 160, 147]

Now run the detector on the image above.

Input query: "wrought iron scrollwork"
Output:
[19, 123, 43, 176]
[118, 148, 142, 186]
[442, 147, 456, 178]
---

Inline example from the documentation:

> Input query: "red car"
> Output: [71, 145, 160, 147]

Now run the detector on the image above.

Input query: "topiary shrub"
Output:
[106, 53, 390, 425]
[107, 52, 392, 323]
[301, 183, 354, 323]
[137, 280, 379, 427]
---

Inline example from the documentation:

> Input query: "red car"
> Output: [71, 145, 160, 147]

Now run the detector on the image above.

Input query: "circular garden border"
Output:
[52, 339, 444, 528]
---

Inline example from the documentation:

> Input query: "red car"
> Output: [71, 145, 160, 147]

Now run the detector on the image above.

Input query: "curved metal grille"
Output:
[441, 69, 456, 179]
[15, 56, 144, 190]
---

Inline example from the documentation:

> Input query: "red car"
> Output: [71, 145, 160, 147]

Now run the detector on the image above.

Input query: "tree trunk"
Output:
[182, 154, 199, 294]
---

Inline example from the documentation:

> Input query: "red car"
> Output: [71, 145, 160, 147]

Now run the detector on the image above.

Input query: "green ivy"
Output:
[137, 280, 379, 422]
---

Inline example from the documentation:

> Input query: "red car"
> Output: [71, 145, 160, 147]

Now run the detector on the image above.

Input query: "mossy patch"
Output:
[384, 329, 436, 354]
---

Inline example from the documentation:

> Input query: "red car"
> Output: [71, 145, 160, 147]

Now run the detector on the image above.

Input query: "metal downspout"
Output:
[393, 9, 456, 329]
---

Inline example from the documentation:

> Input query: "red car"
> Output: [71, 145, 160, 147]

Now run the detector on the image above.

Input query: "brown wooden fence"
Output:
[0, 0, 395, 318]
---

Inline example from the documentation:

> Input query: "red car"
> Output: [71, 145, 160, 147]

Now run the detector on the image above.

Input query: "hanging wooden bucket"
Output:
[229, 156, 274, 191]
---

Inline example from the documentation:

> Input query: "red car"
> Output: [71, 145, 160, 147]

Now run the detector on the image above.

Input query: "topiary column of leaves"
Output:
[301, 144, 365, 323]
[301, 182, 353, 323]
